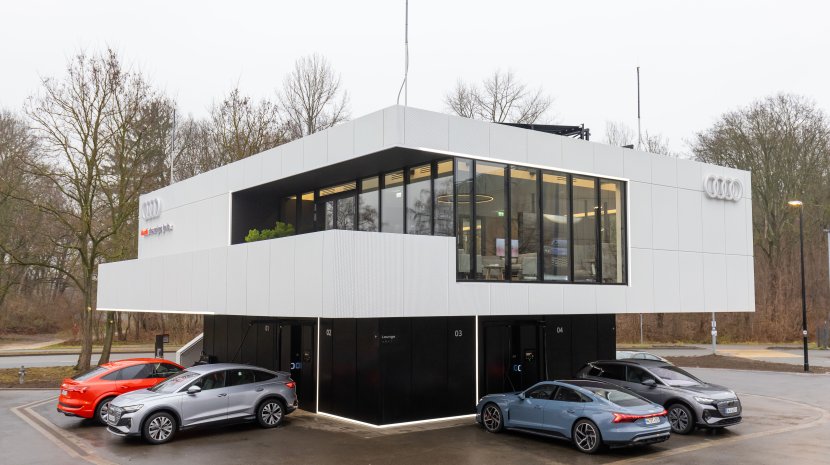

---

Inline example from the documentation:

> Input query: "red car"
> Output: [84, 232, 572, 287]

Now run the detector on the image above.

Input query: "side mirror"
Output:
[518, 392, 526, 400]
[187, 385, 202, 395]
[642, 378, 656, 387]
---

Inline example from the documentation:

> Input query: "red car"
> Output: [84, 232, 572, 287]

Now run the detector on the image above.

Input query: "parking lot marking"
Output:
[608, 393, 830, 465]
[12, 396, 118, 465]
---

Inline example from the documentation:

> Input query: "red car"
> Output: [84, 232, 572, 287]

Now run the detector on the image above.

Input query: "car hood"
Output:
[668, 383, 736, 399]
[112, 389, 176, 406]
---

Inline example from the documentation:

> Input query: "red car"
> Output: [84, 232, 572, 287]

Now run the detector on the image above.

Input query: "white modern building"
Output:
[97, 105, 755, 425]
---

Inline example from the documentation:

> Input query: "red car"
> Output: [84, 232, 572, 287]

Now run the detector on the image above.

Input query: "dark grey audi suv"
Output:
[577, 359, 741, 434]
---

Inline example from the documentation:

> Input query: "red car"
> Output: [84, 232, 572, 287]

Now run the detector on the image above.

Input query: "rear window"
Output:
[72, 366, 108, 382]
[583, 386, 651, 407]
[254, 370, 277, 382]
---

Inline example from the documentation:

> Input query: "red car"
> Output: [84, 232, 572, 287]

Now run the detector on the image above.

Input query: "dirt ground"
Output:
[0, 366, 76, 388]
[667, 354, 830, 374]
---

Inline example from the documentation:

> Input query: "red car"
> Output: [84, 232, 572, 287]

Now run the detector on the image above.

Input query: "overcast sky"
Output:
[2, 0, 828, 155]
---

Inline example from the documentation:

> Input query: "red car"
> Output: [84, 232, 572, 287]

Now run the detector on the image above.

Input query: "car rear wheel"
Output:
[142, 412, 177, 445]
[667, 403, 695, 434]
[482, 403, 504, 433]
[572, 419, 602, 454]
[257, 399, 285, 428]
[94, 397, 115, 426]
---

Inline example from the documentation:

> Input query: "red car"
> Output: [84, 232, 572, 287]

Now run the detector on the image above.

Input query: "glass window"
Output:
[553, 386, 584, 402]
[406, 164, 432, 235]
[572, 175, 598, 282]
[542, 172, 570, 281]
[72, 366, 108, 381]
[318, 181, 356, 231]
[298, 192, 315, 234]
[455, 159, 474, 279]
[254, 370, 277, 382]
[279, 195, 297, 233]
[475, 161, 507, 281]
[596, 363, 626, 381]
[526, 384, 555, 399]
[336, 196, 355, 230]
[600, 180, 626, 283]
[582, 386, 650, 407]
[510, 166, 538, 281]
[359, 177, 380, 232]
[101, 370, 120, 381]
[626, 366, 658, 384]
[226, 369, 256, 387]
[190, 371, 226, 391]
[381, 171, 404, 233]
[155, 363, 182, 378]
[117, 364, 147, 380]
[433, 160, 454, 236]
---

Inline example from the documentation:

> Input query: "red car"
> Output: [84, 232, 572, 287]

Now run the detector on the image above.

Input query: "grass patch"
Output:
[0, 366, 78, 388]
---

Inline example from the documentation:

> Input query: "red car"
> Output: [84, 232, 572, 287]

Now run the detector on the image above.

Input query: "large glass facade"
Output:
[236, 157, 625, 285]
[406, 164, 432, 235]
[381, 171, 404, 233]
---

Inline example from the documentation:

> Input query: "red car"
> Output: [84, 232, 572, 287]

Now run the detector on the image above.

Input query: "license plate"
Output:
[61, 390, 68, 396]
[725, 407, 738, 414]
[645, 417, 660, 425]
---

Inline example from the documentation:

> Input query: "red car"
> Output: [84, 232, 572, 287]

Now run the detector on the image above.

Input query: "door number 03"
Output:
[453, 330, 463, 337]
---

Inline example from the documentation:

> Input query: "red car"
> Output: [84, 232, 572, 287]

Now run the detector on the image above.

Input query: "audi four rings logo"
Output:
[703, 174, 743, 201]
[141, 198, 163, 220]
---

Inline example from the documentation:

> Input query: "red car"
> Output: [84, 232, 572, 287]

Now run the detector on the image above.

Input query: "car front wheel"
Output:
[667, 403, 695, 434]
[572, 419, 602, 454]
[142, 412, 177, 445]
[481, 403, 504, 433]
[257, 399, 285, 428]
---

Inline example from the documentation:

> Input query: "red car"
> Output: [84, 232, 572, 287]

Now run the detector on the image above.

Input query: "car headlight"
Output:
[694, 396, 716, 405]
[121, 404, 143, 413]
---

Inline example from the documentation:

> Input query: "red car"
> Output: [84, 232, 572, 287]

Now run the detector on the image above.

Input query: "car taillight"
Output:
[612, 410, 667, 423]
[284, 381, 296, 389]
[65, 386, 88, 393]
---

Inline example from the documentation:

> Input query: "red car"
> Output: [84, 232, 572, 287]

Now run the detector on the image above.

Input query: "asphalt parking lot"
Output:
[2, 368, 829, 465]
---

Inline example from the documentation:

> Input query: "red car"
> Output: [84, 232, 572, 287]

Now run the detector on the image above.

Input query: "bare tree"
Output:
[280, 54, 349, 139]
[444, 70, 552, 124]
[604, 121, 635, 147]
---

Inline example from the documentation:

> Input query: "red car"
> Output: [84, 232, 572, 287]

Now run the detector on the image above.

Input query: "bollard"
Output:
[18, 365, 26, 385]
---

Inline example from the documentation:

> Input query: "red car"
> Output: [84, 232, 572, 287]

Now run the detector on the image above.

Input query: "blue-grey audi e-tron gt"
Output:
[475, 380, 670, 454]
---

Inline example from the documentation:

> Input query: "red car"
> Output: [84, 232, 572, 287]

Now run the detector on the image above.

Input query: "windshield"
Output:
[650, 365, 702, 387]
[72, 366, 108, 382]
[582, 386, 651, 407]
[148, 371, 201, 393]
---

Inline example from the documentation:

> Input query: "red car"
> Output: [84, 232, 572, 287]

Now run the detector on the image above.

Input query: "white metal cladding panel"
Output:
[528, 284, 565, 314]
[651, 156, 677, 188]
[403, 235, 449, 316]
[527, 129, 562, 168]
[703, 253, 728, 312]
[628, 182, 653, 249]
[281, 139, 304, 178]
[593, 144, 625, 178]
[351, 232, 404, 318]
[269, 237, 295, 317]
[627, 248, 654, 313]
[449, 282, 491, 316]
[226, 245, 247, 316]
[677, 189, 703, 252]
[323, 231, 356, 318]
[174, 253, 194, 312]
[678, 251, 705, 312]
[562, 284, 596, 314]
[449, 115, 490, 157]
[651, 185, 679, 251]
[191, 250, 210, 312]
[354, 109, 384, 156]
[327, 120, 355, 165]
[384, 106, 405, 147]
[138, 193, 229, 260]
[303, 130, 328, 172]
[245, 241, 271, 316]
[405, 107, 449, 151]
[207, 247, 228, 314]
[242, 153, 264, 189]
[652, 250, 681, 312]
[724, 198, 750, 255]
[623, 149, 652, 183]
[701, 198, 726, 254]
[726, 254, 751, 312]
[489, 123, 527, 163]
[676, 159, 703, 191]
[128, 258, 151, 311]
[226, 157, 246, 193]
[595, 286, 627, 314]
[293, 233, 323, 317]
[260, 146, 283, 181]
[145, 256, 163, 311]
[490, 284, 529, 316]
[560, 138, 594, 174]
[96, 262, 117, 309]
[747, 256, 756, 311]
[745, 198, 754, 254]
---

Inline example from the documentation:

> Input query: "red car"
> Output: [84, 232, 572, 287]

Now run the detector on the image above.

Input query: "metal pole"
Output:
[799, 207, 809, 371]
[396, 0, 409, 106]
[639, 313, 643, 345]
[636, 66, 642, 150]
[711, 312, 717, 355]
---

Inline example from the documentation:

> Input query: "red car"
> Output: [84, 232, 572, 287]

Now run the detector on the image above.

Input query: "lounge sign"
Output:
[703, 174, 743, 202]
[141, 224, 174, 237]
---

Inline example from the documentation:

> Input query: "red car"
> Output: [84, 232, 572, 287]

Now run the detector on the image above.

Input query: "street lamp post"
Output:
[788, 200, 809, 372]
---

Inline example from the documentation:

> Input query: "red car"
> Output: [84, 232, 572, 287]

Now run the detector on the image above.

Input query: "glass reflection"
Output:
[475, 161, 506, 281]
[434, 160, 454, 236]
[510, 166, 538, 281]
[381, 171, 404, 233]
[542, 172, 570, 281]
[600, 180, 625, 283]
[572, 175, 598, 282]
[359, 176, 379, 232]
[406, 164, 432, 235]
[456, 159, 473, 279]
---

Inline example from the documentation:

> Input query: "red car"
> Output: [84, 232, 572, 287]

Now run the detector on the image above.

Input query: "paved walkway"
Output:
[637, 344, 830, 367]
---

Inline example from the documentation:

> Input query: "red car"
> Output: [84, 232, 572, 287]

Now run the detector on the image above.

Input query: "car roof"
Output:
[183, 363, 277, 374]
[556, 379, 625, 390]
[592, 359, 669, 367]
[100, 358, 177, 369]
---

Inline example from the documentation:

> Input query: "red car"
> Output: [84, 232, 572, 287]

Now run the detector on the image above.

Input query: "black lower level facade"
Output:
[202, 313, 615, 426]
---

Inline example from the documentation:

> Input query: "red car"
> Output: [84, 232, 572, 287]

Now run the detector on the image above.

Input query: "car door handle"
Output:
[120, 386, 129, 389]
[217, 393, 227, 397]
[255, 387, 264, 392]
[567, 409, 575, 414]
[534, 405, 542, 409]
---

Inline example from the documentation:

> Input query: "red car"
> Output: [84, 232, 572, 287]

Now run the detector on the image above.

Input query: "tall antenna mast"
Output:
[636, 66, 642, 150]
[396, 0, 409, 106]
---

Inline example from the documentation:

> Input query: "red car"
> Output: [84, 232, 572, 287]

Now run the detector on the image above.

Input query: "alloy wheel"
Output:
[482, 405, 502, 432]
[669, 406, 690, 432]
[574, 422, 598, 452]
[261, 402, 283, 426]
[98, 401, 111, 423]
[148, 416, 173, 442]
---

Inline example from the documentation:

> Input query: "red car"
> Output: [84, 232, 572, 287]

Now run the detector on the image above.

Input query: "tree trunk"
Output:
[75, 286, 94, 371]
[98, 311, 116, 364]
[116, 312, 124, 341]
